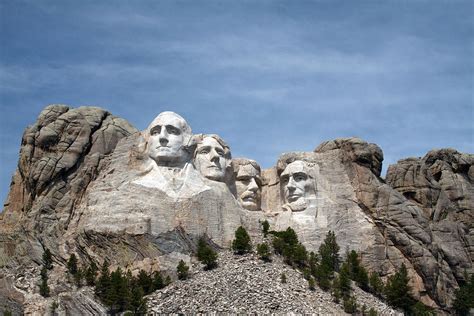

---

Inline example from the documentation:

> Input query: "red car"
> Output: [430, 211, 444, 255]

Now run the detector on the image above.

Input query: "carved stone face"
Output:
[194, 136, 228, 181]
[280, 160, 315, 211]
[235, 164, 262, 211]
[147, 112, 191, 166]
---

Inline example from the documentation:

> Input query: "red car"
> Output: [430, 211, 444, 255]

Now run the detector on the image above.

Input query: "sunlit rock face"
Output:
[0, 107, 472, 314]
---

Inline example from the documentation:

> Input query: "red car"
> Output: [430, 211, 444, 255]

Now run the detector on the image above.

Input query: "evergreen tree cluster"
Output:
[232, 226, 252, 254]
[93, 260, 170, 315]
[271, 227, 308, 268]
[39, 248, 53, 297]
[197, 237, 218, 270]
[453, 274, 474, 316]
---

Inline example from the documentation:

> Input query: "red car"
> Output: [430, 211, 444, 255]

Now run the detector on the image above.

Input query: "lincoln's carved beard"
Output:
[286, 198, 308, 212]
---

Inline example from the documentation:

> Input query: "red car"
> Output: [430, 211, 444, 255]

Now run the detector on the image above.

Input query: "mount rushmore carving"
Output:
[0, 105, 472, 313]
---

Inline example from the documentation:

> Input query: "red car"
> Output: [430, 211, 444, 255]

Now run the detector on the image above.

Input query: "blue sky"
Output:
[1, 0, 473, 206]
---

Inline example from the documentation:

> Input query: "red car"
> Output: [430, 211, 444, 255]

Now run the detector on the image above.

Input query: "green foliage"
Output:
[177, 260, 189, 280]
[261, 220, 270, 237]
[136, 269, 153, 293]
[384, 264, 415, 312]
[292, 243, 308, 268]
[3, 309, 12, 316]
[39, 266, 50, 297]
[257, 243, 271, 262]
[308, 276, 316, 291]
[280, 272, 287, 284]
[129, 285, 147, 315]
[95, 260, 111, 301]
[42, 248, 53, 270]
[73, 268, 83, 287]
[343, 295, 358, 314]
[314, 259, 331, 291]
[152, 271, 165, 290]
[197, 237, 218, 270]
[232, 226, 252, 254]
[453, 274, 474, 316]
[67, 254, 78, 275]
[51, 301, 59, 314]
[337, 262, 352, 297]
[368, 307, 378, 316]
[411, 301, 435, 315]
[369, 271, 384, 298]
[85, 261, 98, 286]
[346, 250, 369, 291]
[271, 227, 308, 267]
[318, 230, 340, 274]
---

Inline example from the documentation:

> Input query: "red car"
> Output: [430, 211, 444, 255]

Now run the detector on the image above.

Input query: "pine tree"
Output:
[308, 276, 316, 291]
[129, 285, 147, 315]
[338, 262, 352, 297]
[42, 248, 53, 270]
[95, 260, 111, 302]
[73, 268, 83, 287]
[177, 260, 189, 280]
[39, 266, 50, 297]
[257, 243, 271, 262]
[292, 243, 308, 268]
[453, 274, 474, 316]
[343, 295, 358, 313]
[319, 230, 340, 274]
[136, 269, 153, 294]
[152, 271, 165, 290]
[197, 237, 218, 270]
[85, 261, 98, 286]
[261, 220, 270, 237]
[384, 264, 415, 312]
[108, 267, 130, 313]
[232, 226, 252, 254]
[67, 254, 78, 275]
[369, 271, 384, 298]
[346, 250, 369, 291]
[314, 262, 331, 291]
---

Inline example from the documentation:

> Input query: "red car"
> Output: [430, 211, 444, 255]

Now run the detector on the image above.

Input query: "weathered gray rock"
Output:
[0, 105, 138, 313]
[386, 149, 473, 291]
[0, 108, 471, 315]
[147, 250, 400, 315]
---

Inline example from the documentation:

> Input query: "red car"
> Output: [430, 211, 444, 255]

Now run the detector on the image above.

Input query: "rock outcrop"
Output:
[0, 107, 472, 314]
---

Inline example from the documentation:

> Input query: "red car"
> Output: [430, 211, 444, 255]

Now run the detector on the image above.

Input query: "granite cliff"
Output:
[0, 105, 472, 314]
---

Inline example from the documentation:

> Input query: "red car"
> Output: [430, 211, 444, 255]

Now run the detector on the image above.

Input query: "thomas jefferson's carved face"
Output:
[235, 164, 261, 211]
[194, 136, 228, 181]
[281, 161, 315, 211]
[148, 112, 190, 166]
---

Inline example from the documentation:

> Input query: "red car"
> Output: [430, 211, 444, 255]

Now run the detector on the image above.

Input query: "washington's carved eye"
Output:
[167, 126, 181, 135]
[216, 149, 225, 156]
[150, 126, 161, 135]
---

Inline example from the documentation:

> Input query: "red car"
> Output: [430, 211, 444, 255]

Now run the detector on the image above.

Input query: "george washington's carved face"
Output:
[147, 112, 191, 166]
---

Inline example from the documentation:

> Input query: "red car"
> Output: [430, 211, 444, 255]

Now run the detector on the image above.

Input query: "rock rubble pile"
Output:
[147, 251, 400, 315]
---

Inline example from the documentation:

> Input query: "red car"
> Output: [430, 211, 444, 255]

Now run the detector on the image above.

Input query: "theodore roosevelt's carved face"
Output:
[280, 160, 315, 211]
[147, 112, 191, 166]
[194, 136, 230, 182]
[234, 160, 262, 211]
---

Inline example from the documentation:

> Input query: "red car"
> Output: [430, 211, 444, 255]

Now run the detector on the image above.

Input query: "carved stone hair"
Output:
[194, 134, 232, 160]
